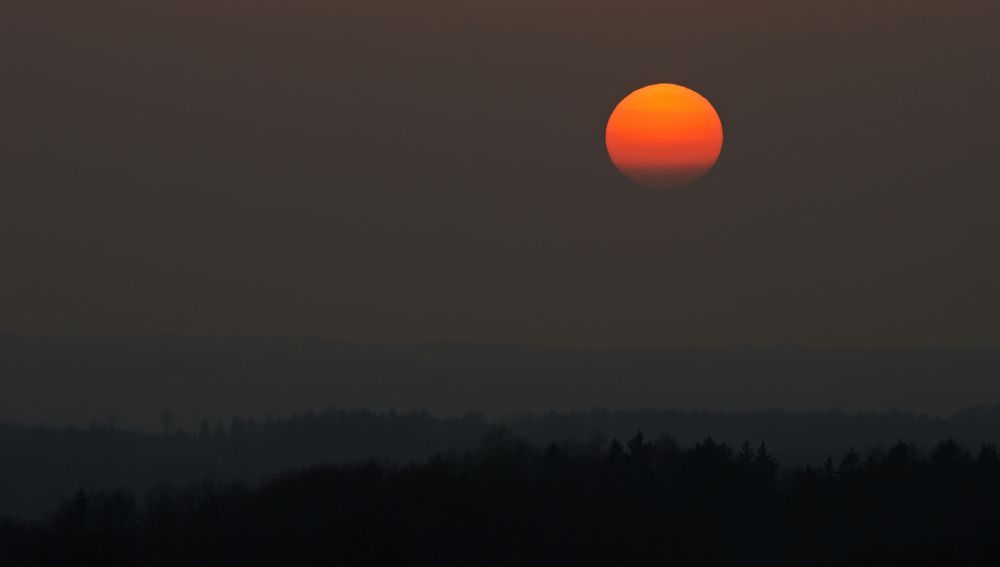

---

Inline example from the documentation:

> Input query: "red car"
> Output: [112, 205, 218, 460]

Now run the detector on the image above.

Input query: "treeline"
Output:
[6, 406, 1000, 519]
[3, 430, 1000, 566]
[0, 409, 489, 519]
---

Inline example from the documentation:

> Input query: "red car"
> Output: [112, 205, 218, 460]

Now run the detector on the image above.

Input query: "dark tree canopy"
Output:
[3, 431, 1000, 566]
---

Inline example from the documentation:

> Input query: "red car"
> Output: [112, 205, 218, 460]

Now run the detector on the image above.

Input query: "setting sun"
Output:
[606, 83, 723, 189]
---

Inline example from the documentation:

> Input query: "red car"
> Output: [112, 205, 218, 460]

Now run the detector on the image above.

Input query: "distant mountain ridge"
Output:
[1, 334, 998, 429]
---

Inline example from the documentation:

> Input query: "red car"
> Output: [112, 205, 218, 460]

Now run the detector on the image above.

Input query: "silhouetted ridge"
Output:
[3, 431, 1000, 566]
[8, 406, 1000, 519]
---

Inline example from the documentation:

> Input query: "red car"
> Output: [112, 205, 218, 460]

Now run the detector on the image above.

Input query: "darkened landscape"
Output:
[5, 427, 1000, 565]
[2, 398, 1000, 520]
[4, 338, 1000, 564]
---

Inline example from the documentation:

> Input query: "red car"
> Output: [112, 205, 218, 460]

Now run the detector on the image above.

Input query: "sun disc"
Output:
[606, 84, 723, 189]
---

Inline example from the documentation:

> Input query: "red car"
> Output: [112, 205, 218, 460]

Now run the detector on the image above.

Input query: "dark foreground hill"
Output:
[6, 406, 1000, 519]
[3, 430, 1000, 566]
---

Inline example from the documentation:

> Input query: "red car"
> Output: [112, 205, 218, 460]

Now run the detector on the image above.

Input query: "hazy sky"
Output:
[2, 0, 998, 346]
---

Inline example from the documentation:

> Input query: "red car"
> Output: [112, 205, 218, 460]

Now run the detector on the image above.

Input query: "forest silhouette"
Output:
[3, 426, 1000, 565]
[8, 406, 1000, 519]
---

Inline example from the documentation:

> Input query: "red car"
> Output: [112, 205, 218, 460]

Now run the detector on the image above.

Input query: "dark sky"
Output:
[2, 0, 998, 346]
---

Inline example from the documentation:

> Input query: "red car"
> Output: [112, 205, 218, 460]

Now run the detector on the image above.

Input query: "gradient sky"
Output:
[2, 0, 998, 346]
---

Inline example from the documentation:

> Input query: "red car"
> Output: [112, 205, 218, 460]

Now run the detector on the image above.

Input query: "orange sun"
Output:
[606, 83, 723, 189]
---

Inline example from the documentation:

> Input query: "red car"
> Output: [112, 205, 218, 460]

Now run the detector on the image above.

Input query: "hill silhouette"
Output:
[3, 429, 1000, 566]
[6, 406, 1000, 519]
